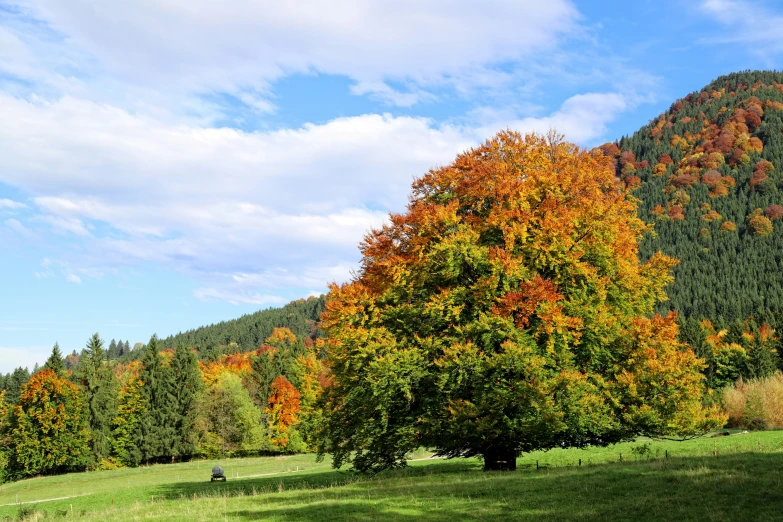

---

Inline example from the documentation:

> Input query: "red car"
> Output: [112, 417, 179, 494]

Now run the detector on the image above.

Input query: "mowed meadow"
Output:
[3, 431, 783, 521]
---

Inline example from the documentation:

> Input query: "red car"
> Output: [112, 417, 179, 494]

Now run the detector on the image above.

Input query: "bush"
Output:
[722, 373, 783, 429]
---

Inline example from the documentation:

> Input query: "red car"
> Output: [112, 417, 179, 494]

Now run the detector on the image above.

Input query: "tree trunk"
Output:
[483, 446, 517, 471]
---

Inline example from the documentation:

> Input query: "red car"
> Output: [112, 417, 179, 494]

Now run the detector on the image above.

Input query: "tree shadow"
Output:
[153, 453, 783, 521]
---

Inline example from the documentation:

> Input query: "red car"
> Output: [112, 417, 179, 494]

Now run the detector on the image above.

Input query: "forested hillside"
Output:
[159, 295, 326, 353]
[606, 71, 783, 329]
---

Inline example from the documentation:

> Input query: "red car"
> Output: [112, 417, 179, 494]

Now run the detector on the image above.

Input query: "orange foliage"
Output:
[199, 352, 252, 384]
[719, 221, 737, 232]
[625, 175, 641, 190]
[265, 327, 297, 346]
[672, 173, 697, 188]
[747, 210, 774, 236]
[492, 275, 562, 329]
[266, 376, 301, 448]
[668, 205, 685, 221]
[598, 143, 621, 157]
[748, 137, 764, 153]
[702, 210, 722, 223]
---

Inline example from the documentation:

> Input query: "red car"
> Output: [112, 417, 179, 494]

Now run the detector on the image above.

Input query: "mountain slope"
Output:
[603, 70, 783, 333]
[159, 295, 325, 353]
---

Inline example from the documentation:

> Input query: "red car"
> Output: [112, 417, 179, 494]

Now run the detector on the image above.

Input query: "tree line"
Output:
[0, 328, 326, 483]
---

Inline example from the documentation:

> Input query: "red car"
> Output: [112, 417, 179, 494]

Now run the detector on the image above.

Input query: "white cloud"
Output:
[0, 90, 632, 303]
[7, 0, 580, 111]
[5, 218, 33, 238]
[0, 198, 27, 210]
[32, 257, 94, 284]
[700, 0, 783, 54]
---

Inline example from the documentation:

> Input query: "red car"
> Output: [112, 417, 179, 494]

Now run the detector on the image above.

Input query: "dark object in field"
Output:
[211, 466, 227, 482]
[711, 431, 731, 438]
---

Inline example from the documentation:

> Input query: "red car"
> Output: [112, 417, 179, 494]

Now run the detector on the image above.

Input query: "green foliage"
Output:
[194, 372, 267, 458]
[77, 333, 118, 464]
[137, 337, 176, 463]
[321, 132, 720, 473]
[618, 72, 783, 335]
[43, 343, 65, 376]
[159, 296, 325, 354]
[170, 344, 202, 459]
[1, 367, 30, 405]
[111, 377, 146, 467]
[0, 391, 9, 483]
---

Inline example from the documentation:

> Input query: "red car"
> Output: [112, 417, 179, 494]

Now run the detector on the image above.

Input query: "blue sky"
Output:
[1, 0, 782, 372]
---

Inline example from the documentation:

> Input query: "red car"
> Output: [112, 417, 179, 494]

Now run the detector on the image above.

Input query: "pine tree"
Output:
[137, 337, 175, 463]
[108, 339, 118, 360]
[78, 333, 118, 464]
[170, 344, 201, 460]
[43, 343, 66, 376]
[5, 367, 30, 405]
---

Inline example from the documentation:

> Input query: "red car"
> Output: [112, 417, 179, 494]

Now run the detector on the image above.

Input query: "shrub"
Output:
[722, 373, 783, 429]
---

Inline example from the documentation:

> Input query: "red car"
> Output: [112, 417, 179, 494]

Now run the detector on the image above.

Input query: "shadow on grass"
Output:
[153, 453, 783, 521]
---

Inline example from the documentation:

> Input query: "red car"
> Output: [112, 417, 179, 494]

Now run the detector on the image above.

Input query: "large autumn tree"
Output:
[319, 131, 723, 472]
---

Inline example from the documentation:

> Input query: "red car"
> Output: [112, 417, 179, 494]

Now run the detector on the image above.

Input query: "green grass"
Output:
[2, 431, 783, 521]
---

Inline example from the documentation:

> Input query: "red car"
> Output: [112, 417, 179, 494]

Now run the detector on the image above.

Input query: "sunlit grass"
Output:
[3, 431, 783, 521]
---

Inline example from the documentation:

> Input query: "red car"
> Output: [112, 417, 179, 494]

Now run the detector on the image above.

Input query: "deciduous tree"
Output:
[7, 370, 90, 477]
[320, 131, 722, 473]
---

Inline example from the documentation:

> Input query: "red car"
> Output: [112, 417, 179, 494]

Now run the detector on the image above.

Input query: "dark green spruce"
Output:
[78, 333, 118, 463]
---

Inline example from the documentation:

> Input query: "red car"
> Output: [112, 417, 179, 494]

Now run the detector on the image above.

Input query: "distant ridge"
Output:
[159, 295, 326, 353]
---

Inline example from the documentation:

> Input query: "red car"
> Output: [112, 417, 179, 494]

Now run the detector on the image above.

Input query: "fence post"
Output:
[579, 458, 581, 467]
[619, 453, 622, 463]
[536, 460, 539, 471]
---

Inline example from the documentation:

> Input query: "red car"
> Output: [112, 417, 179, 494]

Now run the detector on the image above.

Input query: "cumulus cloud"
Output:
[0, 89, 632, 302]
[9, 0, 580, 111]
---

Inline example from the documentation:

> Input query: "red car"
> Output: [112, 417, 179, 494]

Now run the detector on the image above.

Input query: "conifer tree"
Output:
[78, 333, 118, 464]
[170, 344, 201, 460]
[5, 367, 30, 405]
[137, 337, 175, 462]
[108, 339, 118, 360]
[43, 343, 66, 376]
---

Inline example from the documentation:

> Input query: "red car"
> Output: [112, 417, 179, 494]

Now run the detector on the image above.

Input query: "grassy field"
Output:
[2, 431, 783, 521]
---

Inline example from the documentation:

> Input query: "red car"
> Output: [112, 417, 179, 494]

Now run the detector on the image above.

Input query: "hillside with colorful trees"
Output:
[599, 70, 783, 389]
[0, 328, 328, 482]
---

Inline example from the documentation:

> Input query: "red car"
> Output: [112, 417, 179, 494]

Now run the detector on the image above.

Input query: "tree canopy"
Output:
[319, 131, 723, 472]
